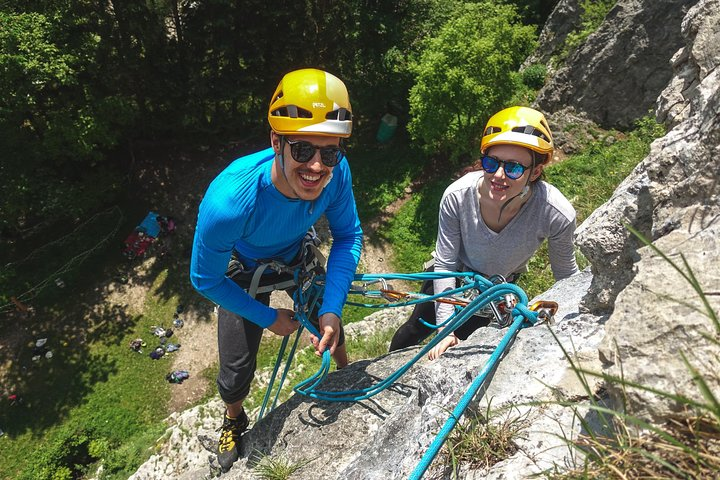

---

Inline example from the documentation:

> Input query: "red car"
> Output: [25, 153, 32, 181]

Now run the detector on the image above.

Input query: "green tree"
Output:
[407, 1, 537, 160]
[0, 9, 130, 236]
[507, 0, 559, 28]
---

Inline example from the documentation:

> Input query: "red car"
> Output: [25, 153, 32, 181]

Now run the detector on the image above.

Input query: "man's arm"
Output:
[314, 163, 363, 353]
[189, 189, 278, 328]
[319, 163, 363, 318]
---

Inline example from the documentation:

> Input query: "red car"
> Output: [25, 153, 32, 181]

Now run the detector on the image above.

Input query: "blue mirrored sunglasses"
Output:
[481, 155, 528, 180]
[286, 139, 344, 167]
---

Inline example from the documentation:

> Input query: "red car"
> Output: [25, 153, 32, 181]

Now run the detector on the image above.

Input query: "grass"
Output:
[441, 401, 530, 475]
[377, 171, 454, 274]
[0, 171, 207, 478]
[0, 262, 182, 479]
[348, 134, 430, 224]
[545, 119, 663, 225]
[548, 413, 720, 479]
[251, 450, 310, 480]
[346, 328, 397, 362]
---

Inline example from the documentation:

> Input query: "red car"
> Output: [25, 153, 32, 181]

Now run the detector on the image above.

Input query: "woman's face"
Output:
[479, 144, 541, 204]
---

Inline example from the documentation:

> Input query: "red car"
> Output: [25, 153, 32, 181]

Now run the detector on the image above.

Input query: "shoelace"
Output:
[218, 431, 236, 451]
[217, 414, 248, 451]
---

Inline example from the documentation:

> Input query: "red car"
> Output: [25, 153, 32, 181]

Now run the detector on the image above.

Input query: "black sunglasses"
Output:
[481, 155, 529, 180]
[285, 139, 345, 167]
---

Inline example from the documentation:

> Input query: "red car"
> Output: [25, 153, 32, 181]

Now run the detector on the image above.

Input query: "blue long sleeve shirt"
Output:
[190, 148, 363, 328]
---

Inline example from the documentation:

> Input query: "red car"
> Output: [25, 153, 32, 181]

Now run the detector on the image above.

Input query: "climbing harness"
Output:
[224, 228, 326, 421]
[226, 227, 326, 299]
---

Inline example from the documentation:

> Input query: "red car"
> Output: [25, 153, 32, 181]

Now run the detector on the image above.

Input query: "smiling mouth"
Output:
[299, 171, 323, 186]
[490, 181, 509, 191]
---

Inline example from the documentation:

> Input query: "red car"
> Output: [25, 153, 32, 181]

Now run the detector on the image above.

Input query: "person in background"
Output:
[389, 106, 578, 359]
[190, 68, 363, 471]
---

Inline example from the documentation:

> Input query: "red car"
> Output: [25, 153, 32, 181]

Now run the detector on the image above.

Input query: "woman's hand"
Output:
[428, 334, 459, 360]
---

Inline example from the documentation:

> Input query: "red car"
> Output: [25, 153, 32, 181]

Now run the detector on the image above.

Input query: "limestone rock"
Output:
[598, 223, 720, 423]
[523, 0, 582, 70]
[537, 0, 696, 129]
[578, 0, 720, 422]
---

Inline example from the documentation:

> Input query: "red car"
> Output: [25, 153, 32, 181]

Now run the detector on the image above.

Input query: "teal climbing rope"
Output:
[260, 271, 541, 405]
[409, 304, 538, 479]
[258, 269, 549, 479]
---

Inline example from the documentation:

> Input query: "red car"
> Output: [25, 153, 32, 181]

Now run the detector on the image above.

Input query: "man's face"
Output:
[271, 133, 341, 201]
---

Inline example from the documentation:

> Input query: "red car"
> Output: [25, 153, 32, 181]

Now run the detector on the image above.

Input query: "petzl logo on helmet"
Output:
[313, 102, 326, 108]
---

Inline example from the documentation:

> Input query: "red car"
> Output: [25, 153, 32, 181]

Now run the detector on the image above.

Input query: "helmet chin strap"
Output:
[496, 153, 537, 223]
[277, 135, 289, 181]
[276, 135, 300, 199]
[322, 171, 334, 189]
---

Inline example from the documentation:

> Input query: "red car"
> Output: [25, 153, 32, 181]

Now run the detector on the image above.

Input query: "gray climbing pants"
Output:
[216, 269, 345, 405]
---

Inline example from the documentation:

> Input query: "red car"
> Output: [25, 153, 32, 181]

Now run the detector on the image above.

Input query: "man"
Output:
[190, 68, 363, 471]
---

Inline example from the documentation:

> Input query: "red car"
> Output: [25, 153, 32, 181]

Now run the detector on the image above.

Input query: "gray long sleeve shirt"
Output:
[433, 171, 579, 322]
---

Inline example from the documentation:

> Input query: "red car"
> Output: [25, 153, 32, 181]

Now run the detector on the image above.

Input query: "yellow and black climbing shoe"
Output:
[217, 409, 249, 471]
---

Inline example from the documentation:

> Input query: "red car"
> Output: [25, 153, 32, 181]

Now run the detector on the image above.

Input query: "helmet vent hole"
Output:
[484, 126, 501, 136]
[270, 105, 312, 119]
[326, 108, 353, 121]
[511, 126, 550, 143]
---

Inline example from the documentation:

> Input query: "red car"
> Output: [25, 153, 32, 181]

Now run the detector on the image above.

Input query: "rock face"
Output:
[537, 0, 697, 129]
[131, 271, 606, 480]
[572, 158, 652, 313]
[523, 0, 582, 70]
[577, 0, 720, 422]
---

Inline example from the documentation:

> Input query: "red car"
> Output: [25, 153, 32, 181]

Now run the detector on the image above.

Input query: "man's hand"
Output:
[267, 308, 300, 337]
[428, 334, 459, 360]
[310, 312, 341, 357]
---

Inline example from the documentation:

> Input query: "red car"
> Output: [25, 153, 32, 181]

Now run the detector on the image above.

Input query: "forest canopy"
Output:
[0, 0, 556, 239]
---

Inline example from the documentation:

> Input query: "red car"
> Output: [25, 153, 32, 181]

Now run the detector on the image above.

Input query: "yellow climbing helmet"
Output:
[268, 68, 353, 138]
[480, 106, 554, 161]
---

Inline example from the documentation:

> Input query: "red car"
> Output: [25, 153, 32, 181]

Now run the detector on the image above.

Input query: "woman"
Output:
[389, 106, 579, 359]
